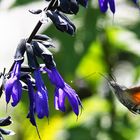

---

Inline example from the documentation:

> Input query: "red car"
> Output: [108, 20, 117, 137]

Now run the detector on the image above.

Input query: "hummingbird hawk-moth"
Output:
[100, 73, 140, 114]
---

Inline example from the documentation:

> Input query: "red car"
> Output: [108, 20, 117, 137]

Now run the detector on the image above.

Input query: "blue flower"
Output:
[26, 77, 36, 126]
[54, 83, 82, 116]
[43, 67, 82, 116]
[4, 60, 22, 106]
[26, 76, 42, 139]
[98, 0, 115, 13]
[43, 67, 65, 88]
[31, 40, 82, 116]
[34, 69, 49, 118]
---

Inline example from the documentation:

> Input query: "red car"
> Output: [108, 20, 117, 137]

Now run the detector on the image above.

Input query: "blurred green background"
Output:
[1, 0, 140, 140]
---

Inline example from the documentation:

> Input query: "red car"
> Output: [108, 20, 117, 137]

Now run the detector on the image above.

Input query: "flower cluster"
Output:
[0, 1, 89, 138]
[4, 35, 82, 127]
[2, 0, 128, 136]
[3, 0, 88, 128]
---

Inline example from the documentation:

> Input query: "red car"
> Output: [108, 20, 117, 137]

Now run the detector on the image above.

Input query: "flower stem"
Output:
[27, 21, 42, 43]
[8, 0, 57, 73]
[27, 0, 57, 43]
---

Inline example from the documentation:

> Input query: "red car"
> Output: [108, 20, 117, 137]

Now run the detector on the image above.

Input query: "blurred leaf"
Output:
[64, 96, 111, 128]
[12, 0, 40, 7]
[106, 27, 140, 56]
[23, 115, 63, 140]
[76, 40, 106, 83]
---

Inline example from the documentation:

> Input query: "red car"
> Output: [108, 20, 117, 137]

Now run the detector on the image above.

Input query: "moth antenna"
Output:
[79, 72, 96, 81]
[108, 73, 116, 82]
[98, 72, 114, 85]
[71, 72, 96, 84]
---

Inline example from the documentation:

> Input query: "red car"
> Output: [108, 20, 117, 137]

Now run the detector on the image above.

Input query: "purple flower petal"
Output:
[98, 0, 108, 13]
[44, 67, 65, 88]
[54, 88, 66, 112]
[11, 81, 22, 107]
[35, 90, 49, 118]
[34, 69, 49, 118]
[64, 83, 80, 116]
[5, 77, 17, 104]
[26, 78, 36, 126]
[108, 0, 115, 13]
[54, 82, 82, 116]
[4, 60, 22, 105]
[34, 69, 44, 88]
